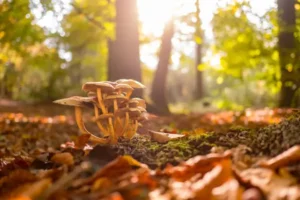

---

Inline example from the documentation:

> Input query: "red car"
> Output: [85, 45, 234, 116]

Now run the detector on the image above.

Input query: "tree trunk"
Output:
[277, 0, 299, 107]
[194, 0, 204, 100]
[150, 19, 174, 114]
[108, 0, 142, 97]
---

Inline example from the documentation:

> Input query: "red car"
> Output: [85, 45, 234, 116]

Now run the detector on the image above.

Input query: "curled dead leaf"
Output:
[149, 130, 185, 143]
[192, 159, 232, 199]
[239, 168, 298, 200]
[258, 145, 300, 169]
[212, 178, 244, 200]
[164, 151, 231, 181]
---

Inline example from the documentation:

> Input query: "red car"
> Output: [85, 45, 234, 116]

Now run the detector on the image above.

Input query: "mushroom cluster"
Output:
[53, 79, 147, 144]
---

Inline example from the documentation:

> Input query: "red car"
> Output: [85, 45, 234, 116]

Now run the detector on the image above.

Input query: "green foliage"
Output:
[204, 1, 282, 108]
[0, 0, 114, 101]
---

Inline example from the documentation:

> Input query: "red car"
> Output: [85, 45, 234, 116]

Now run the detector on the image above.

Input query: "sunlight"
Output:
[137, 0, 175, 37]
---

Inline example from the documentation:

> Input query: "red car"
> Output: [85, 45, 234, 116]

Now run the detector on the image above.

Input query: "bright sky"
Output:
[34, 0, 276, 70]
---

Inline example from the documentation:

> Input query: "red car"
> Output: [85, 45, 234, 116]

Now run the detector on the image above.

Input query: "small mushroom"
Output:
[130, 98, 146, 108]
[115, 84, 134, 98]
[115, 108, 141, 139]
[53, 96, 108, 144]
[82, 82, 115, 114]
[115, 79, 146, 89]
[104, 94, 128, 112]
[95, 113, 114, 137]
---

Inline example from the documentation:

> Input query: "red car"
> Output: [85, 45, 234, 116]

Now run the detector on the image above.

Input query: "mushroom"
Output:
[104, 94, 128, 139]
[95, 113, 114, 137]
[53, 96, 108, 144]
[86, 91, 108, 135]
[115, 84, 134, 99]
[115, 79, 146, 89]
[115, 108, 141, 139]
[130, 98, 146, 108]
[82, 82, 115, 114]
[104, 94, 128, 112]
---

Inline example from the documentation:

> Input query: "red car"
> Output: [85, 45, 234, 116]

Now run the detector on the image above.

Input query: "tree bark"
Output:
[194, 0, 204, 100]
[108, 0, 142, 97]
[150, 19, 174, 114]
[277, 0, 299, 107]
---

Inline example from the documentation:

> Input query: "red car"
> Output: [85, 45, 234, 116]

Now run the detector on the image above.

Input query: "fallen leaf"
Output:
[11, 178, 52, 200]
[51, 152, 74, 166]
[192, 159, 232, 199]
[149, 131, 185, 143]
[240, 168, 299, 200]
[212, 178, 243, 200]
[258, 145, 300, 169]
[164, 151, 231, 181]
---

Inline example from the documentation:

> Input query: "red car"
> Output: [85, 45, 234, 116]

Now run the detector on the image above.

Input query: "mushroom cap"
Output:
[103, 81, 118, 87]
[130, 98, 146, 108]
[115, 79, 146, 89]
[104, 94, 127, 103]
[115, 84, 133, 93]
[87, 91, 96, 97]
[137, 106, 147, 112]
[115, 108, 141, 118]
[95, 113, 114, 120]
[128, 100, 139, 108]
[82, 82, 115, 93]
[53, 96, 95, 108]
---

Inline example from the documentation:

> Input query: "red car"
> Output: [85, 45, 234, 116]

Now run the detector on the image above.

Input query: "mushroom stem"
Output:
[75, 107, 92, 135]
[96, 88, 107, 114]
[108, 117, 117, 144]
[126, 91, 133, 99]
[94, 105, 109, 136]
[122, 112, 130, 136]
[113, 99, 118, 112]
[89, 134, 109, 144]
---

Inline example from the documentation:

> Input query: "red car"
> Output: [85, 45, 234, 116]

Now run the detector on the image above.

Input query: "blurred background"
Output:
[0, 0, 299, 114]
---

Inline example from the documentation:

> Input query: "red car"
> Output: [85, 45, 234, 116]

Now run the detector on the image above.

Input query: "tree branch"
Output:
[70, 3, 106, 30]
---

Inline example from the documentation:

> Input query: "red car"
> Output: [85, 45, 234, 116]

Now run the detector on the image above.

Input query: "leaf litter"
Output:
[0, 107, 300, 199]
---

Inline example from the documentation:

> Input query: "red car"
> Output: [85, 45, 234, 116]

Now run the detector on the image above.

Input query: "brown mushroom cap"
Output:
[130, 98, 146, 108]
[115, 108, 141, 118]
[115, 84, 133, 93]
[53, 96, 95, 108]
[128, 100, 139, 108]
[87, 91, 96, 97]
[82, 82, 115, 93]
[137, 106, 147, 112]
[95, 113, 114, 121]
[115, 79, 146, 89]
[103, 81, 118, 87]
[103, 94, 128, 104]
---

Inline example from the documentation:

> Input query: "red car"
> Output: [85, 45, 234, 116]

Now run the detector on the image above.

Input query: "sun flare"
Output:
[137, 0, 175, 36]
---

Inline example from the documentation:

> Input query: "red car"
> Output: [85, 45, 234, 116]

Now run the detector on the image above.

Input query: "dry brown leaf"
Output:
[242, 188, 264, 200]
[212, 178, 243, 200]
[149, 130, 185, 143]
[258, 145, 300, 169]
[91, 177, 112, 191]
[240, 168, 299, 200]
[83, 156, 148, 185]
[10, 178, 52, 200]
[51, 152, 74, 166]
[163, 151, 231, 181]
[192, 159, 232, 199]
[75, 134, 91, 149]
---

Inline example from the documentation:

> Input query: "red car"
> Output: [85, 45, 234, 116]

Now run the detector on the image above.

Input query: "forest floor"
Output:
[0, 101, 300, 199]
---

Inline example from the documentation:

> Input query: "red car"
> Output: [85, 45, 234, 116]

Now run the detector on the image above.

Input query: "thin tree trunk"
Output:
[150, 19, 174, 114]
[277, 0, 299, 107]
[108, 0, 142, 97]
[194, 0, 204, 100]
